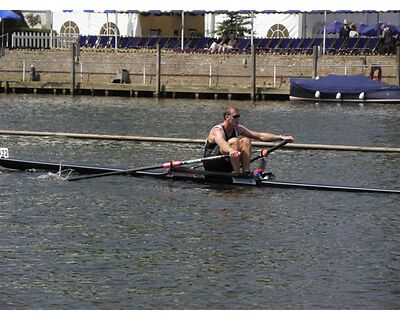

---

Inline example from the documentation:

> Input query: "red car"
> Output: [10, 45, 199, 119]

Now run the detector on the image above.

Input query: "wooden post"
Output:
[155, 44, 161, 98]
[397, 46, 400, 86]
[312, 46, 318, 79]
[251, 44, 256, 101]
[71, 43, 76, 96]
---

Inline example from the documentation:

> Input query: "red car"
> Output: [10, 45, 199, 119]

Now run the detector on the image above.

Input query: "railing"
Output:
[2, 57, 397, 89]
[11, 32, 78, 49]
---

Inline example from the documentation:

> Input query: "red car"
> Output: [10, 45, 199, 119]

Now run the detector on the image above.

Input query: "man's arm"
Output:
[212, 127, 241, 157]
[238, 125, 294, 142]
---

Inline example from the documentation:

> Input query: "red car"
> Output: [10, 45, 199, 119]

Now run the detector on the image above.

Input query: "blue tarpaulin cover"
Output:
[290, 74, 400, 93]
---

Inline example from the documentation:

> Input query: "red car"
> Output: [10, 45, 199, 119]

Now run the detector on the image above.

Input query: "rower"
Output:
[203, 107, 294, 174]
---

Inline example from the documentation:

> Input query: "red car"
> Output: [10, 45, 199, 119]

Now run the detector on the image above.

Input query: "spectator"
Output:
[221, 33, 238, 53]
[208, 33, 229, 53]
[339, 19, 350, 38]
[30, 64, 38, 81]
[349, 24, 359, 38]
[381, 24, 395, 54]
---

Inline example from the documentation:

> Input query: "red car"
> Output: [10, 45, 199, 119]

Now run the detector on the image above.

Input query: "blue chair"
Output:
[234, 38, 250, 53]
[96, 36, 109, 48]
[118, 36, 130, 49]
[137, 37, 150, 48]
[326, 38, 346, 54]
[342, 37, 358, 54]
[158, 37, 170, 49]
[274, 38, 291, 53]
[364, 37, 381, 54]
[352, 37, 368, 54]
[164, 38, 179, 50]
[288, 38, 302, 54]
[86, 35, 98, 48]
[79, 35, 87, 47]
[146, 37, 161, 49]
[127, 37, 141, 49]
[195, 37, 210, 52]
[255, 38, 271, 52]
[266, 38, 280, 52]
[295, 38, 313, 54]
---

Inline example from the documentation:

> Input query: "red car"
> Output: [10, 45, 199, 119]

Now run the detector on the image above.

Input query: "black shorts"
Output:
[203, 145, 232, 172]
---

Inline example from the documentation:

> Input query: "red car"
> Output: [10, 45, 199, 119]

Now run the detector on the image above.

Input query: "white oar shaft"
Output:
[69, 154, 229, 181]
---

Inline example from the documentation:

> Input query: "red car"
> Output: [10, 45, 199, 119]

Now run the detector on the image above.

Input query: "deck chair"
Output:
[288, 38, 302, 54]
[158, 37, 170, 49]
[236, 38, 250, 53]
[195, 37, 210, 52]
[96, 36, 109, 48]
[274, 38, 292, 54]
[352, 37, 368, 54]
[118, 36, 130, 49]
[266, 38, 280, 53]
[86, 35, 98, 48]
[164, 38, 179, 50]
[294, 38, 313, 54]
[364, 38, 381, 54]
[327, 38, 346, 54]
[146, 37, 161, 49]
[137, 37, 151, 49]
[342, 38, 358, 54]
[127, 37, 141, 49]
[79, 36, 87, 47]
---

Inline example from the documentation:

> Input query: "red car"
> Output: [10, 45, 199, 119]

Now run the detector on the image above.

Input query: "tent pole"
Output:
[251, 11, 254, 46]
[323, 11, 327, 55]
[181, 11, 184, 50]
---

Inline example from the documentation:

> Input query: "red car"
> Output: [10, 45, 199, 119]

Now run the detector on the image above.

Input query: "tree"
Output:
[25, 14, 41, 28]
[215, 12, 253, 37]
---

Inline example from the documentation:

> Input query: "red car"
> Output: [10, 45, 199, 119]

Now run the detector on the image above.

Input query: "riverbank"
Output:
[0, 48, 398, 100]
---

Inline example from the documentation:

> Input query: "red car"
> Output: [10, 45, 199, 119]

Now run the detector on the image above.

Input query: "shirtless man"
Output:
[203, 107, 294, 173]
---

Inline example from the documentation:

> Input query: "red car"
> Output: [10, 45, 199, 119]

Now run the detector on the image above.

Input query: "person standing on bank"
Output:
[339, 19, 350, 38]
[203, 107, 294, 173]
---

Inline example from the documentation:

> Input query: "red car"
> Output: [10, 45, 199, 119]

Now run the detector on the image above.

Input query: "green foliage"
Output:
[25, 14, 42, 28]
[14, 27, 52, 33]
[215, 13, 253, 37]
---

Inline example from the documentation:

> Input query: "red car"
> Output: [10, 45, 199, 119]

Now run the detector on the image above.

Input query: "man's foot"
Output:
[252, 169, 275, 180]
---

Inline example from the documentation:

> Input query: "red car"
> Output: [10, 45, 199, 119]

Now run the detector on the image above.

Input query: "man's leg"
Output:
[239, 137, 252, 172]
[228, 138, 241, 173]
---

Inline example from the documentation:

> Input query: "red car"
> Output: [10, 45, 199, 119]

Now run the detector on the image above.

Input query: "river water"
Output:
[0, 94, 399, 309]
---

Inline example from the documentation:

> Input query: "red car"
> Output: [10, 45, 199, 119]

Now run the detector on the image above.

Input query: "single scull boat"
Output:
[0, 157, 399, 194]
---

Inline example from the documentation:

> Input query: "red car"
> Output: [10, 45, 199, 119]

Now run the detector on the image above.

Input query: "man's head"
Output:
[223, 107, 241, 121]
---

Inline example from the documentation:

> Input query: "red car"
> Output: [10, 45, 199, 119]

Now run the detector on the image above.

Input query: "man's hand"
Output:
[281, 135, 294, 142]
[229, 150, 241, 158]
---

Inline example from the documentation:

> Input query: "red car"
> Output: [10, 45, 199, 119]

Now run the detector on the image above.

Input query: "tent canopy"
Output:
[0, 10, 21, 19]
[1, 0, 400, 12]
[318, 21, 400, 36]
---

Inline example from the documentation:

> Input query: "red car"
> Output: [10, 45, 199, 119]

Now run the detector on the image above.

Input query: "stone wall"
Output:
[0, 49, 398, 88]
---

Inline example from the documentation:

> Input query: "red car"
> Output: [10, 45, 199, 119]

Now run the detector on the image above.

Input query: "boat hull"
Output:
[290, 75, 400, 103]
[1, 158, 399, 193]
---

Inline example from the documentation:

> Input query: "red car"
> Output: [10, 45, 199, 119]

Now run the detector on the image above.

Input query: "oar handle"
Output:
[251, 139, 290, 162]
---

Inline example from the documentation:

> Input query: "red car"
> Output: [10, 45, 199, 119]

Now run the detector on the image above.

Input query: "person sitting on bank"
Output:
[221, 34, 238, 53]
[203, 107, 294, 174]
[349, 24, 359, 38]
[208, 33, 229, 53]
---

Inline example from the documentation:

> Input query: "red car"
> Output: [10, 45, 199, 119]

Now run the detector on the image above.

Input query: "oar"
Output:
[251, 139, 290, 163]
[68, 153, 230, 181]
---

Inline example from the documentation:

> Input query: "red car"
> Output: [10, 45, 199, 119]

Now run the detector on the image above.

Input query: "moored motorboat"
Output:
[290, 74, 400, 103]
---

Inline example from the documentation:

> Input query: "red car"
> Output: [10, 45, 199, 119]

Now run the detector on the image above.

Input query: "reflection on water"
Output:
[0, 95, 399, 309]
